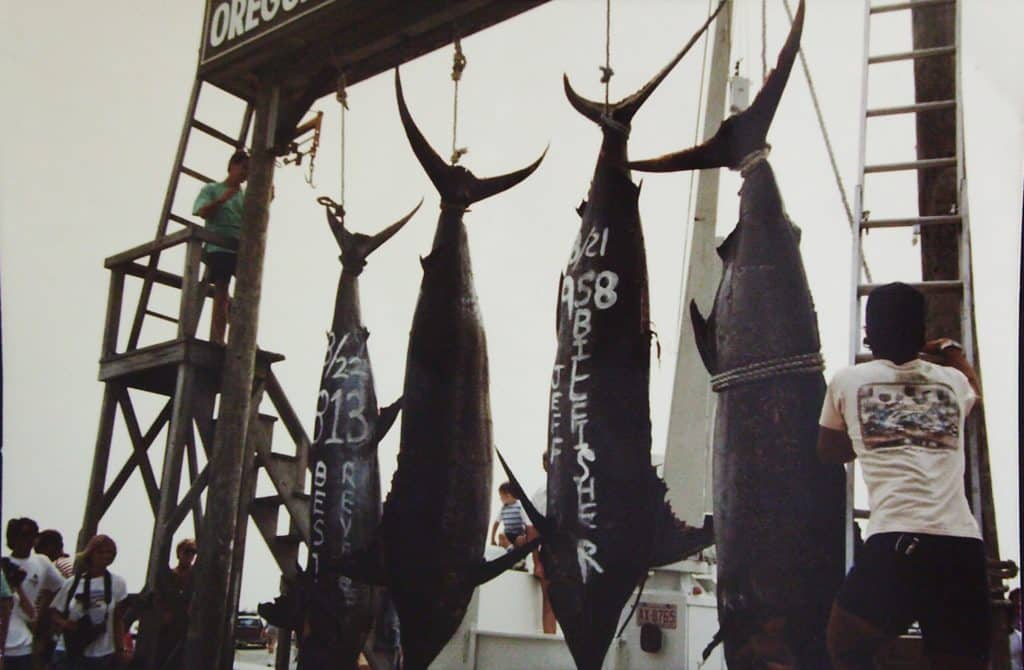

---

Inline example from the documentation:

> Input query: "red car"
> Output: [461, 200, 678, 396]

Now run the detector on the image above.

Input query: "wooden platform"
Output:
[99, 337, 284, 396]
[196, 0, 550, 147]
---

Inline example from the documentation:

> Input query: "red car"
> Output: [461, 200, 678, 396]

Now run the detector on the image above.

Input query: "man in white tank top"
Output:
[817, 282, 988, 670]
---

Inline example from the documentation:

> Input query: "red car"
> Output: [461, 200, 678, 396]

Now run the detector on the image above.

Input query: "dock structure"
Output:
[78, 3, 549, 669]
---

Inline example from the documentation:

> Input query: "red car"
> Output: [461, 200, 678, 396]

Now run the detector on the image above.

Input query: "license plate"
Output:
[637, 602, 677, 629]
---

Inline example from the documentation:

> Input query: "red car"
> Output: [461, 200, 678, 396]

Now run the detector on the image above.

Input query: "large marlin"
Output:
[292, 198, 419, 670]
[496, 8, 724, 670]
[629, 3, 846, 667]
[337, 70, 545, 670]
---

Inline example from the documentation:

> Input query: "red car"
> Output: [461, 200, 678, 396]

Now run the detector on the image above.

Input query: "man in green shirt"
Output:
[192, 150, 249, 344]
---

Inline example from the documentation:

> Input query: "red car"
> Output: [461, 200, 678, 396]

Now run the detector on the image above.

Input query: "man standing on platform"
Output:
[817, 282, 989, 670]
[193, 150, 249, 345]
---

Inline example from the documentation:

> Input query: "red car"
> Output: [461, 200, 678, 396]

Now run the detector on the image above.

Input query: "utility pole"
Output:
[184, 79, 279, 670]
[662, 0, 732, 525]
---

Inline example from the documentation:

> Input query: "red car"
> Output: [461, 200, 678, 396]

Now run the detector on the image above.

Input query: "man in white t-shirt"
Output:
[3, 518, 64, 670]
[817, 283, 988, 670]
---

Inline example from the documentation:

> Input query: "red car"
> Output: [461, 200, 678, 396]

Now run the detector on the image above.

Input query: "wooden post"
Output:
[661, 0, 731, 525]
[77, 385, 120, 550]
[183, 80, 278, 670]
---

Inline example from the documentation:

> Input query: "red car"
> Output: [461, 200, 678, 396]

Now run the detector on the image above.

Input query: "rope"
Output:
[450, 36, 467, 165]
[336, 72, 348, 206]
[600, 0, 614, 111]
[710, 352, 824, 392]
[778, 0, 872, 283]
[738, 145, 772, 176]
[761, 0, 768, 81]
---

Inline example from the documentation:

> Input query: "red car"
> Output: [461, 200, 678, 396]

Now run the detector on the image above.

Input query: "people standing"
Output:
[192, 150, 249, 345]
[154, 539, 196, 670]
[2, 519, 63, 670]
[49, 535, 128, 670]
[1, 570, 13, 670]
[34, 532, 73, 579]
[529, 455, 556, 635]
[818, 283, 988, 670]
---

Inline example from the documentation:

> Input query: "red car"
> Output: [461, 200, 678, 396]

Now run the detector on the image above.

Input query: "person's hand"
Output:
[222, 184, 241, 201]
[922, 338, 961, 356]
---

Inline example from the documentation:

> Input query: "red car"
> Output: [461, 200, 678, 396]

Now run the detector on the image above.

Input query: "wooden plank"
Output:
[102, 271, 126, 357]
[178, 237, 206, 339]
[265, 371, 312, 474]
[105, 228, 196, 269]
[77, 385, 120, 550]
[115, 388, 164, 513]
[98, 399, 172, 519]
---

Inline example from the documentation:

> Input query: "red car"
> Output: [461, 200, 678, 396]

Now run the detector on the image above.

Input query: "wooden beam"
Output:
[185, 81, 278, 670]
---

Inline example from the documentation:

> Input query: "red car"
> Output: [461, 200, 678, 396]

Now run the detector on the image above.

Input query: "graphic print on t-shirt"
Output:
[857, 382, 960, 450]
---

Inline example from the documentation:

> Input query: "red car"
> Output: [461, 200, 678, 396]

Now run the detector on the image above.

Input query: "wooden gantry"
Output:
[81, 3, 550, 669]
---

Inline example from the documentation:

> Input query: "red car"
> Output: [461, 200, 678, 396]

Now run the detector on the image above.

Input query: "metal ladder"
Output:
[848, 1, 1015, 664]
[124, 78, 254, 351]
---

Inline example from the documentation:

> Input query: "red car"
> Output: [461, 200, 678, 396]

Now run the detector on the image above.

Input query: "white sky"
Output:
[2, 1, 1020, 612]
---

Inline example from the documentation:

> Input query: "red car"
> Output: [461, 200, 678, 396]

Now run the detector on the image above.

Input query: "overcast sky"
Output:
[2, 1, 1020, 611]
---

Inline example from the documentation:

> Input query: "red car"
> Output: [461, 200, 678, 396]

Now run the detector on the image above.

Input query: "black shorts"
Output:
[837, 532, 990, 660]
[204, 250, 237, 281]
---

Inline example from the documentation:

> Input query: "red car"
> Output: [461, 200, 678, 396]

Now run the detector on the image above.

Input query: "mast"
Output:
[661, 0, 733, 525]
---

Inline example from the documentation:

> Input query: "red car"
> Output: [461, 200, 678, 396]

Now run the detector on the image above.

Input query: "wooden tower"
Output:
[79, 3, 550, 669]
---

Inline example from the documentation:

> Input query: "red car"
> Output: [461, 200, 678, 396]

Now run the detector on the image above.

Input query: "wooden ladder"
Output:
[124, 78, 254, 351]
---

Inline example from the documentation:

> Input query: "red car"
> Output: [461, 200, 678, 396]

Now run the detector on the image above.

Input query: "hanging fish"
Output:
[271, 198, 419, 670]
[629, 3, 846, 667]
[336, 70, 546, 670]
[496, 8, 725, 670]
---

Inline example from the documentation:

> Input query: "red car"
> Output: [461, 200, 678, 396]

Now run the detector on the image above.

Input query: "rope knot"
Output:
[451, 38, 467, 82]
[599, 65, 615, 84]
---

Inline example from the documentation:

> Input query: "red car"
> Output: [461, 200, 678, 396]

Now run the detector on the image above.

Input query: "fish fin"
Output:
[650, 511, 714, 568]
[790, 221, 802, 245]
[716, 228, 737, 261]
[396, 68, 545, 207]
[616, 571, 651, 639]
[563, 1, 725, 128]
[555, 272, 565, 337]
[373, 397, 402, 446]
[471, 538, 541, 587]
[365, 199, 422, 256]
[333, 546, 388, 586]
[576, 200, 587, 217]
[629, 0, 804, 173]
[689, 300, 717, 375]
[258, 591, 305, 631]
[494, 447, 552, 536]
[702, 628, 724, 662]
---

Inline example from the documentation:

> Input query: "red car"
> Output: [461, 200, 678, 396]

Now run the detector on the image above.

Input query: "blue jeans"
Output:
[53, 650, 114, 670]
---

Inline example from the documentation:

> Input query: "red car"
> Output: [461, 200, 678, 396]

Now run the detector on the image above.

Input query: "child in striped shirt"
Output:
[490, 483, 528, 550]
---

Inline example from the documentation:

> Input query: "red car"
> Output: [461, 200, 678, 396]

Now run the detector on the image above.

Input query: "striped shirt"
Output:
[500, 501, 527, 539]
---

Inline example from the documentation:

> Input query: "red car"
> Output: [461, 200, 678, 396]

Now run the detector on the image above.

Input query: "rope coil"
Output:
[710, 352, 824, 392]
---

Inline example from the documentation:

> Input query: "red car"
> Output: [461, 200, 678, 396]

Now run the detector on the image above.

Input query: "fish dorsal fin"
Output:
[689, 300, 717, 375]
[471, 537, 542, 587]
[715, 228, 738, 261]
[650, 511, 714, 568]
[395, 69, 546, 208]
[373, 397, 402, 446]
[791, 221, 802, 245]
